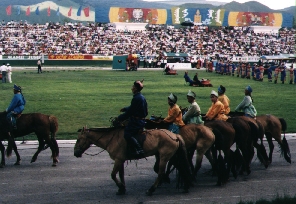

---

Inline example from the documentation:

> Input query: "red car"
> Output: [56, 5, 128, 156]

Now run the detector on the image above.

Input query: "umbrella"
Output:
[181, 21, 194, 27]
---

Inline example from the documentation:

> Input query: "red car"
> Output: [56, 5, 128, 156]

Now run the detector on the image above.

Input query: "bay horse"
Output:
[145, 120, 215, 177]
[228, 112, 291, 164]
[74, 127, 193, 196]
[226, 116, 269, 175]
[0, 112, 59, 167]
[256, 114, 290, 164]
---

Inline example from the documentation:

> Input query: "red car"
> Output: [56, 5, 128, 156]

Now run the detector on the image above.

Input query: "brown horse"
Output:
[0, 112, 59, 167]
[228, 112, 291, 164]
[256, 114, 290, 164]
[226, 116, 269, 175]
[74, 127, 193, 196]
[145, 120, 215, 177]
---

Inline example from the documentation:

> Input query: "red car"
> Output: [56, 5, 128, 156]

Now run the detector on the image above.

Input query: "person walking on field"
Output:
[37, 59, 42, 73]
[1, 63, 7, 83]
[6, 63, 12, 83]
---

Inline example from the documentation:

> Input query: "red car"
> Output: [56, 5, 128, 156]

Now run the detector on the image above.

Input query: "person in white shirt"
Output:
[1, 63, 7, 83]
[6, 63, 12, 83]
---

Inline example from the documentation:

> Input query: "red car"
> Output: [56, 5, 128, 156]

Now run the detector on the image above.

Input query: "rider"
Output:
[217, 85, 230, 115]
[182, 90, 203, 125]
[204, 90, 228, 121]
[235, 85, 257, 119]
[5, 84, 26, 143]
[163, 93, 185, 133]
[117, 80, 148, 158]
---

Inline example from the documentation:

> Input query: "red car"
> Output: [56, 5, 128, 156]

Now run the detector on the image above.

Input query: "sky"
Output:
[142, 0, 296, 10]
[206, 0, 296, 10]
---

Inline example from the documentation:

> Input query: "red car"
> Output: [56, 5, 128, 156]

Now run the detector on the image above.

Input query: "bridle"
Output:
[79, 127, 121, 156]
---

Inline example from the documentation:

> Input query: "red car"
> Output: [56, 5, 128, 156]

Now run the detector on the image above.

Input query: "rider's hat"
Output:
[245, 85, 252, 93]
[187, 90, 196, 98]
[13, 84, 22, 92]
[168, 93, 177, 103]
[218, 85, 226, 94]
[210, 90, 218, 97]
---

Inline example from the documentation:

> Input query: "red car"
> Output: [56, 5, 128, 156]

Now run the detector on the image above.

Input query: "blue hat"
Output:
[245, 85, 252, 93]
[13, 84, 21, 92]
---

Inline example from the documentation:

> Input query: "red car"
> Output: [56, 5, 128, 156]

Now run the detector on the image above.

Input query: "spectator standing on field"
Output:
[37, 59, 42, 73]
[6, 63, 12, 83]
[1, 63, 7, 83]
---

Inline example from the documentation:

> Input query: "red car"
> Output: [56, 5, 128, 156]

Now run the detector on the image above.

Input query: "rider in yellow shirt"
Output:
[163, 93, 185, 133]
[204, 90, 228, 121]
[217, 85, 230, 115]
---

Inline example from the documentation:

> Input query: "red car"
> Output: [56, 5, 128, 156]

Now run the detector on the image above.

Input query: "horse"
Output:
[228, 112, 291, 164]
[145, 119, 215, 178]
[74, 127, 193, 196]
[0, 112, 59, 167]
[226, 116, 269, 175]
[256, 114, 291, 164]
[203, 120, 236, 185]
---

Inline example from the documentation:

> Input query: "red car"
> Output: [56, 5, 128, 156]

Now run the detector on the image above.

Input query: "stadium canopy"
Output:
[163, 52, 190, 57]
[260, 54, 292, 60]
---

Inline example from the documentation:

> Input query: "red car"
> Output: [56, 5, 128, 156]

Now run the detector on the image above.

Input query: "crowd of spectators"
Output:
[0, 20, 295, 57]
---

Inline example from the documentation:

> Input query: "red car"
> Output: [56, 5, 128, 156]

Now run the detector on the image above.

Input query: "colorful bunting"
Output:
[56, 7, 60, 16]
[6, 5, 12, 16]
[17, 6, 20, 15]
[35, 6, 40, 15]
[68, 7, 72, 17]
[26, 6, 30, 16]
[83, 7, 90, 17]
[47, 6, 51, 16]
[77, 6, 82, 16]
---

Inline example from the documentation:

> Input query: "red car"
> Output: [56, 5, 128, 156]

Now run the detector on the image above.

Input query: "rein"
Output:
[146, 129, 179, 142]
[81, 128, 121, 156]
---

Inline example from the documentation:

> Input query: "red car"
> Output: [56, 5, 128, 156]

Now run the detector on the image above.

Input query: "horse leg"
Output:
[11, 140, 21, 165]
[111, 160, 126, 195]
[31, 139, 46, 163]
[265, 133, 274, 163]
[44, 137, 59, 166]
[193, 147, 205, 176]
[146, 156, 167, 196]
[0, 142, 5, 167]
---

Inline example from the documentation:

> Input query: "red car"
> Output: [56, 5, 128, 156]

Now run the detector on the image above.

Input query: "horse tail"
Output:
[174, 135, 193, 191]
[49, 115, 59, 157]
[279, 118, 287, 134]
[279, 118, 291, 163]
[6, 139, 13, 158]
[49, 115, 59, 139]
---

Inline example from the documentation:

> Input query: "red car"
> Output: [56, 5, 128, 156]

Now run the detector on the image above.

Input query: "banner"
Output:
[3, 55, 45, 60]
[48, 55, 93, 60]
[109, 7, 167, 24]
[93, 56, 113, 61]
[47, 6, 51, 16]
[56, 7, 60, 16]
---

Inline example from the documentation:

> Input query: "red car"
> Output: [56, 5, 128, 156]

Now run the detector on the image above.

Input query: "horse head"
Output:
[74, 126, 92, 157]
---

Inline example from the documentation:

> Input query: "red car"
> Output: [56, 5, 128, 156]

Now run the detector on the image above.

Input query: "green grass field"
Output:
[1, 68, 295, 139]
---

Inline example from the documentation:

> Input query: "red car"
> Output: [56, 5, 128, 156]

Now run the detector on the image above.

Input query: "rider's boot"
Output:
[130, 137, 145, 159]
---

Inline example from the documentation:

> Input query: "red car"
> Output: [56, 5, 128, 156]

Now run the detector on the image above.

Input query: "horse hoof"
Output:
[14, 161, 21, 165]
[116, 189, 126, 195]
[52, 162, 57, 167]
[146, 190, 153, 196]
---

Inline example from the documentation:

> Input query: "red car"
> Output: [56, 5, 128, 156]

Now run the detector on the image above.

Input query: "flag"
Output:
[47, 6, 51, 16]
[6, 5, 12, 16]
[83, 7, 89, 17]
[77, 6, 82, 16]
[56, 7, 60, 16]
[35, 6, 39, 15]
[68, 7, 72, 17]
[17, 6, 21, 15]
[26, 6, 30, 16]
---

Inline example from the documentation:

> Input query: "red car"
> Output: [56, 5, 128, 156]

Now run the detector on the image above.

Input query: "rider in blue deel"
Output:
[117, 80, 148, 158]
